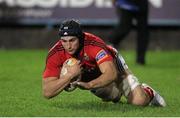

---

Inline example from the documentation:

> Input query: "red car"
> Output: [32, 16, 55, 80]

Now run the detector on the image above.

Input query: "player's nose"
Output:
[66, 42, 72, 49]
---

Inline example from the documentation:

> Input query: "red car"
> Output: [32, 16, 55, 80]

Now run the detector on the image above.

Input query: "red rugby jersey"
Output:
[43, 32, 116, 82]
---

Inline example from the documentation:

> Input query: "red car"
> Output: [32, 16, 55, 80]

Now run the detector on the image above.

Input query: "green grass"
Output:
[0, 49, 180, 117]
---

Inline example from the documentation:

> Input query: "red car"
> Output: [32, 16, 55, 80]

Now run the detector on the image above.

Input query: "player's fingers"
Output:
[77, 60, 81, 64]
[71, 81, 78, 86]
[76, 82, 85, 88]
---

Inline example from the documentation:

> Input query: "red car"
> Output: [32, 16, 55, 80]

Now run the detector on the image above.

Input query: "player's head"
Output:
[59, 19, 84, 55]
[59, 19, 84, 42]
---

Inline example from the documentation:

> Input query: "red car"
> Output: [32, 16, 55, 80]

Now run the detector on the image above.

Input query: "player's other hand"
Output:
[73, 81, 92, 90]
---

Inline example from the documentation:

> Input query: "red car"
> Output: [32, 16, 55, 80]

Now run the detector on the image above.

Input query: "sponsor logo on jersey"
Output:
[84, 53, 89, 61]
[96, 49, 108, 62]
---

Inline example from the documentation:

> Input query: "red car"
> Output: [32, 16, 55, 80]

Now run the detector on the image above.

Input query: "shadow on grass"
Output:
[51, 99, 146, 113]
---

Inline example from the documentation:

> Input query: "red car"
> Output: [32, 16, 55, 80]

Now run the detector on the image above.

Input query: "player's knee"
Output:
[128, 86, 149, 106]
[129, 95, 148, 106]
[91, 84, 120, 102]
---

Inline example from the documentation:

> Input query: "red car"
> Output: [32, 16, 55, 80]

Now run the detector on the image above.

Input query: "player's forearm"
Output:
[43, 76, 72, 99]
[43, 80, 68, 99]
[88, 61, 118, 89]
[88, 70, 118, 89]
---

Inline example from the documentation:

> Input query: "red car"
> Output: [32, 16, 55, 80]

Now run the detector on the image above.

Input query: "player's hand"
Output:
[73, 81, 92, 90]
[64, 61, 82, 80]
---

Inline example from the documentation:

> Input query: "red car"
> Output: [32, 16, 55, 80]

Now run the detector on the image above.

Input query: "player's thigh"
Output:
[90, 82, 121, 100]
[116, 74, 149, 105]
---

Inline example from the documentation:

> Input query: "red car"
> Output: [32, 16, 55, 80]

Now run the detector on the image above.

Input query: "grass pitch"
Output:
[0, 49, 179, 117]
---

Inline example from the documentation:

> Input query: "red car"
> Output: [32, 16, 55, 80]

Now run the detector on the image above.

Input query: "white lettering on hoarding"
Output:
[21, 9, 52, 17]
[37, 0, 59, 8]
[0, 0, 113, 8]
[17, 0, 35, 8]
[70, 0, 93, 8]
[2, 0, 14, 7]
[60, 0, 68, 8]
[96, 0, 112, 8]
[148, 0, 163, 8]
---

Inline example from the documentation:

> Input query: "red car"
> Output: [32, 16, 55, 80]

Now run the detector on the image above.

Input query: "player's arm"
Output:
[89, 60, 118, 88]
[43, 62, 81, 99]
[43, 75, 72, 99]
[76, 60, 118, 89]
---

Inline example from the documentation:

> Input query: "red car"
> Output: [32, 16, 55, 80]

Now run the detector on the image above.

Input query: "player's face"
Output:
[61, 36, 80, 55]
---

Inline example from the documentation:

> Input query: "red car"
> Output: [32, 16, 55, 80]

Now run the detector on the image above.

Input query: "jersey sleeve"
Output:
[90, 46, 113, 65]
[43, 53, 61, 79]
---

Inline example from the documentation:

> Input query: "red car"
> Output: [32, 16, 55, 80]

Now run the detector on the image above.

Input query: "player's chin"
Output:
[67, 50, 76, 55]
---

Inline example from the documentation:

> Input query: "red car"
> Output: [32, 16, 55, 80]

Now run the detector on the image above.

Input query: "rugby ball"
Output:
[60, 58, 78, 76]
[60, 58, 81, 92]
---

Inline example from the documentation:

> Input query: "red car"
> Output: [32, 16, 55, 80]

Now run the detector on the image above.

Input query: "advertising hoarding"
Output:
[0, 0, 180, 26]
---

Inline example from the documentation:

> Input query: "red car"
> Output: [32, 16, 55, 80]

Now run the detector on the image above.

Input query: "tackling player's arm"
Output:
[43, 61, 81, 99]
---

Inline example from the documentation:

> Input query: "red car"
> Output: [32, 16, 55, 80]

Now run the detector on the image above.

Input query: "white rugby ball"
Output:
[60, 58, 81, 92]
[60, 58, 78, 76]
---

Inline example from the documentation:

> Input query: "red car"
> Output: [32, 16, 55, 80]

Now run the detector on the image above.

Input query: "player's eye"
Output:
[69, 38, 76, 42]
[61, 39, 67, 43]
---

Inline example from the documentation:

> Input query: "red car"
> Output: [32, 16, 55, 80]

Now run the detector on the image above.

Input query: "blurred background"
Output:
[0, 0, 179, 50]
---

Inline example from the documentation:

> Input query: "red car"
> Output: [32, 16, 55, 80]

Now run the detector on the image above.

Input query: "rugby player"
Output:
[42, 19, 166, 107]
